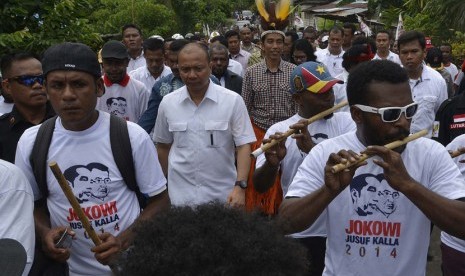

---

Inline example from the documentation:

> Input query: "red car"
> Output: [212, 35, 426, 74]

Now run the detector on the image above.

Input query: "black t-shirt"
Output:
[0, 103, 55, 163]
[433, 93, 465, 146]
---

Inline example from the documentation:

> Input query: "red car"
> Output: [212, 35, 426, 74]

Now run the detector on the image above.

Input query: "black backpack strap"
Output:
[30, 116, 58, 206]
[109, 115, 146, 208]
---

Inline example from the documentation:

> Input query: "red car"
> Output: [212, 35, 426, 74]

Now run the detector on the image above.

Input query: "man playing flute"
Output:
[279, 60, 465, 276]
[253, 61, 355, 276]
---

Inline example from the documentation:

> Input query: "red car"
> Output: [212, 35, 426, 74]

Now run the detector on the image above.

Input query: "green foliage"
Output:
[0, 0, 101, 56]
[88, 0, 178, 39]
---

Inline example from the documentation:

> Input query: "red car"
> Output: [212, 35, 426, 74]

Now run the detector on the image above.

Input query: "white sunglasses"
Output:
[353, 102, 418, 123]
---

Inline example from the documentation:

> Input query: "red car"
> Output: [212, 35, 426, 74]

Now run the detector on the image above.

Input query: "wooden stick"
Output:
[331, 129, 428, 173]
[251, 101, 349, 158]
[49, 162, 102, 246]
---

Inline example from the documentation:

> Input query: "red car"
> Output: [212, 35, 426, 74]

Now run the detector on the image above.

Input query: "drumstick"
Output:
[49, 161, 102, 246]
[331, 129, 428, 173]
[251, 101, 348, 158]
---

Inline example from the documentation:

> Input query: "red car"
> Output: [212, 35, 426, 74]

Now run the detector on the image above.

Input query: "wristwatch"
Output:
[235, 180, 248, 189]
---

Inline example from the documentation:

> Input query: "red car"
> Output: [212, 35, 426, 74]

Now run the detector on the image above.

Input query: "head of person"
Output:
[290, 39, 316, 65]
[209, 44, 229, 79]
[425, 47, 444, 70]
[283, 31, 299, 60]
[119, 202, 308, 276]
[178, 43, 211, 94]
[397, 30, 427, 74]
[375, 30, 392, 53]
[225, 30, 241, 55]
[41, 42, 104, 131]
[101, 40, 129, 84]
[342, 44, 375, 73]
[347, 60, 415, 151]
[290, 61, 342, 118]
[167, 39, 190, 78]
[1, 52, 45, 109]
[122, 24, 143, 53]
[352, 36, 377, 54]
[209, 35, 228, 48]
[163, 37, 175, 65]
[303, 27, 317, 44]
[440, 43, 453, 64]
[260, 31, 285, 61]
[240, 26, 253, 45]
[142, 38, 165, 77]
[328, 26, 344, 55]
[342, 22, 356, 47]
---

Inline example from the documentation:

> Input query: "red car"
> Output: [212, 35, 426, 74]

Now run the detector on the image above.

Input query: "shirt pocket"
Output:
[169, 122, 188, 148]
[205, 121, 230, 148]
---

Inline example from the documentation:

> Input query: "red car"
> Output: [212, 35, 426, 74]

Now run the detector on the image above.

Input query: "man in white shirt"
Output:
[15, 42, 170, 276]
[315, 26, 345, 77]
[373, 30, 402, 65]
[97, 40, 150, 123]
[440, 43, 459, 82]
[122, 24, 145, 71]
[225, 30, 251, 73]
[129, 38, 171, 92]
[398, 31, 447, 137]
[279, 60, 465, 276]
[254, 61, 355, 276]
[154, 43, 256, 207]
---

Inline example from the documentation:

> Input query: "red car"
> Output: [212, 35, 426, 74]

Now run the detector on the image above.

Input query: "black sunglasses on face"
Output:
[8, 74, 45, 87]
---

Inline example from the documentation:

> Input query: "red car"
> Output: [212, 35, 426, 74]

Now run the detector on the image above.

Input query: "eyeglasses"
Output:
[353, 102, 418, 123]
[8, 75, 44, 87]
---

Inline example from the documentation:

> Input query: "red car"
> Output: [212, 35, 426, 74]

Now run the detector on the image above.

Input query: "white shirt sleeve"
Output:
[230, 95, 256, 146]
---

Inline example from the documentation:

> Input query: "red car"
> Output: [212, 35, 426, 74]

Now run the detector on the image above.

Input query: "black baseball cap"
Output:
[42, 42, 101, 78]
[101, 40, 129, 60]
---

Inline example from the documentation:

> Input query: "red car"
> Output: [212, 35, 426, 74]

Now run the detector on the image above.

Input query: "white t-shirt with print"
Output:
[256, 112, 355, 238]
[15, 111, 167, 276]
[441, 134, 465, 253]
[97, 77, 150, 123]
[286, 131, 465, 276]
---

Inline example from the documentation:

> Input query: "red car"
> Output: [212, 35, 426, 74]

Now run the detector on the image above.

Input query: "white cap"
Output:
[172, 33, 184, 40]
[149, 35, 164, 42]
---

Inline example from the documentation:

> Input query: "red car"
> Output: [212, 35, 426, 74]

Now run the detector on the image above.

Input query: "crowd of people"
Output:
[1, 17, 465, 276]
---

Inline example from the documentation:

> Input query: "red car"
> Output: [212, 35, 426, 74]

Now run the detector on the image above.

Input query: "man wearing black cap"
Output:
[96, 40, 150, 123]
[15, 42, 170, 276]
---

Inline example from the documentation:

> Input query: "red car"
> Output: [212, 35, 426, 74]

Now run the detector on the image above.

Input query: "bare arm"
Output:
[156, 143, 171, 177]
[227, 143, 251, 208]
[253, 133, 286, 193]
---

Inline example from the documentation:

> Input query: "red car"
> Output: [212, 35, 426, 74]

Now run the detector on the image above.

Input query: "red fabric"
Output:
[245, 122, 283, 215]
[103, 74, 130, 87]
[461, 59, 465, 72]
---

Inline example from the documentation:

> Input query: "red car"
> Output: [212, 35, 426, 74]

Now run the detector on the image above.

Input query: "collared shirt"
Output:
[153, 82, 256, 206]
[137, 73, 220, 134]
[373, 51, 402, 65]
[315, 48, 345, 77]
[228, 59, 243, 77]
[129, 65, 172, 92]
[230, 49, 251, 72]
[0, 102, 55, 163]
[127, 50, 146, 72]
[333, 70, 350, 112]
[410, 65, 448, 137]
[242, 60, 297, 130]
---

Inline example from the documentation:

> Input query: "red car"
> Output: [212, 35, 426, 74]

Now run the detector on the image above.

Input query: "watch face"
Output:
[237, 180, 247, 189]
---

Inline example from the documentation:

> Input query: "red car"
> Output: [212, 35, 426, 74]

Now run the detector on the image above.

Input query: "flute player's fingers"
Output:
[324, 150, 366, 195]
[264, 132, 287, 167]
[364, 145, 415, 191]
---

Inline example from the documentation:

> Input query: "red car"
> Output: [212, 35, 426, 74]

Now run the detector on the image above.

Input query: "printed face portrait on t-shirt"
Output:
[350, 174, 399, 218]
[106, 97, 127, 116]
[64, 163, 111, 203]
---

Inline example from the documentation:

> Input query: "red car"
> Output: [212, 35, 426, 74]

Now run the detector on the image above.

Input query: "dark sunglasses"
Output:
[353, 102, 418, 123]
[8, 75, 45, 87]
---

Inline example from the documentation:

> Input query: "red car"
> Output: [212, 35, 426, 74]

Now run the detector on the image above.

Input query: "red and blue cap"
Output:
[290, 61, 343, 94]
